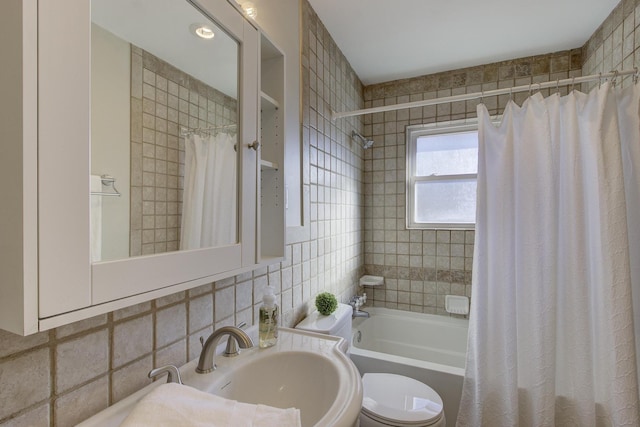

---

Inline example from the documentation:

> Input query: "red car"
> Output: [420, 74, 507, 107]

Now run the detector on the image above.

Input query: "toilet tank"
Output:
[295, 303, 353, 350]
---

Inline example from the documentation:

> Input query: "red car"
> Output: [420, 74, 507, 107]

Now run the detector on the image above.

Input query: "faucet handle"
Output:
[149, 365, 183, 384]
[224, 322, 249, 357]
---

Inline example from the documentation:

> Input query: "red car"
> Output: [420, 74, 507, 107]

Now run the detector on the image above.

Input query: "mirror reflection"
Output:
[90, 0, 239, 262]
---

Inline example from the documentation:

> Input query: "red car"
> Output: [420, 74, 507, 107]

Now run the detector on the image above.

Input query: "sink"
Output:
[212, 352, 340, 426]
[78, 327, 363, 427]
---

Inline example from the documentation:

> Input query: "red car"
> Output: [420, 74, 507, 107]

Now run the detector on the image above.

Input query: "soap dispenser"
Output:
[259, 286, 278, 348]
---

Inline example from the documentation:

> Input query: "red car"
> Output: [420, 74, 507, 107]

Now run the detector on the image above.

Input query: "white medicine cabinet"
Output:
[0, 0, 285, 335]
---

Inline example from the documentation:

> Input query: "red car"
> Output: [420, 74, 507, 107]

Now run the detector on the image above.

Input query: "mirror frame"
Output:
[38, 0, 259, 325]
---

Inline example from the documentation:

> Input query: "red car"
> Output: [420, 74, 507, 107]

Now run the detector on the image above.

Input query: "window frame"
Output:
[406, 122, 479, 230]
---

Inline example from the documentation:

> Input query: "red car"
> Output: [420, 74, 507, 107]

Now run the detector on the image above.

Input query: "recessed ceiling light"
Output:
[241, 2, 258, 19]
[189, 23, 215, 40]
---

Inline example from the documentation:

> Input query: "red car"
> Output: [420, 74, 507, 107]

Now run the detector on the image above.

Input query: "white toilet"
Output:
[296, 303, 446, 427]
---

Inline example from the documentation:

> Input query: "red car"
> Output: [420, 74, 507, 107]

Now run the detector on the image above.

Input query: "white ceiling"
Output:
[92, 0, 239, 98]
[308, 0, 621, 85]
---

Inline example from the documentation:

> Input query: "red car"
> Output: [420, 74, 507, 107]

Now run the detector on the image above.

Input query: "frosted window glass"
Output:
[416, 131, 478, 176]
[415, 179, 476, 224]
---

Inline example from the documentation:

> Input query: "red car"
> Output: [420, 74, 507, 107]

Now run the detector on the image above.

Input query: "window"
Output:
[406, 124, 478, 229]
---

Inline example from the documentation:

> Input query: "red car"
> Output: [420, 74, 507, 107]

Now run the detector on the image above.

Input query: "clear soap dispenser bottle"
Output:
[259, 286, 278, 348]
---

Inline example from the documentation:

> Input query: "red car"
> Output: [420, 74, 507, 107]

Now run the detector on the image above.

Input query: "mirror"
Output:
[90, 0, 239, 262]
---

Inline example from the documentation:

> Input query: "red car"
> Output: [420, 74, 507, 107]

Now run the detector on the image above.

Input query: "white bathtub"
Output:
[350, 307, 468, 427]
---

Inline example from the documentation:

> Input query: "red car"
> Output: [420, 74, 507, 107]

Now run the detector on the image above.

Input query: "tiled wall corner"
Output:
[582, 0, 640, 88]
[361, 50, 583, 315]
[285, 0, 365, 325]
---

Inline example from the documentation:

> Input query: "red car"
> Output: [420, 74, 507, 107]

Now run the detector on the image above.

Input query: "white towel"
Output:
[120, 383, 302, 427]
[90, 175, 102, 262]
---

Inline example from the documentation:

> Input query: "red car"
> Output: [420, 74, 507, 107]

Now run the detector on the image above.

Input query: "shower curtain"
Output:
[457, 82, 640, 426]
[180, 132, 237, 250]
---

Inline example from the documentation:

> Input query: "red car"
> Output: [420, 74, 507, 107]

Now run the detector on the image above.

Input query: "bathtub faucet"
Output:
[352, 309, 370, 318]
[349, 294, 370, 318]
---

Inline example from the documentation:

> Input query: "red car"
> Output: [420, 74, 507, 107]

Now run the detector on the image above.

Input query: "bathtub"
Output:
[350, 307, 468, 427]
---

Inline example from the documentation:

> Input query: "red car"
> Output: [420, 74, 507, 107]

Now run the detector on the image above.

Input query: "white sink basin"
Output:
[212, 351, 340, 426]
[79, 327, 363, 427]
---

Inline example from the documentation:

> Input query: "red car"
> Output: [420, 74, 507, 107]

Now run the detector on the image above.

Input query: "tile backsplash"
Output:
[0, 282, 243, 426]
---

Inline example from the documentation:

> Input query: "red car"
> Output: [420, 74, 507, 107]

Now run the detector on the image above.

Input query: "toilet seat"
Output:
[361, 373, 444, 426]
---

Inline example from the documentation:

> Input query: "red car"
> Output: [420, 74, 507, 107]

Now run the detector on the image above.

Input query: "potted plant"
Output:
[315, 292, 338, 315]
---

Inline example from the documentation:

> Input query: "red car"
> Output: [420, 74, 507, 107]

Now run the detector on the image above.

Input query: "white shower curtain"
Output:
[457, 83, 640, 427]
[180, 132, 237, 250]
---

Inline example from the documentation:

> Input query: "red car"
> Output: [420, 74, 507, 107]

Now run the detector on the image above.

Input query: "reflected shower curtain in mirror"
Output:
[180, 132, 236, 250]
[457, 83, 640, 426]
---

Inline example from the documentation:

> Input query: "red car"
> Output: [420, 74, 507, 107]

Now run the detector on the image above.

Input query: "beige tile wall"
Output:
[361, 50, 583, 315]
[3, 0, 633, 424]
[0, 283, 243, 426]
[582, 0, 640, 86]
[0, 1, 364, 425]
[291, 0, 366, 321]
[361, 0, 640, 315]
[129, 46, 238, 256]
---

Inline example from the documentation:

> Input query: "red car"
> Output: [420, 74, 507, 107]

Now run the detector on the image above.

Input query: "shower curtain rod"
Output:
[179, 123, 237, 137]
[331, 68, 639, 120]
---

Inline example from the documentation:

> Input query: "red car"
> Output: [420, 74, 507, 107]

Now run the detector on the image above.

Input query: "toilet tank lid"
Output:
[295, 303, 353, 334]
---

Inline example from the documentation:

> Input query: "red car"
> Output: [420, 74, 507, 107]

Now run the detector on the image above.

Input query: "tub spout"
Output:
[349, 297, 370, 318]
[352, 309, 370, 318]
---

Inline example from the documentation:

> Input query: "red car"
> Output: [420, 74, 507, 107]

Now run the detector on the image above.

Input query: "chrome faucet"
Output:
[196, 326, 254, 374]
[349, 294, 370, 318]
[352, 308, 370, 318]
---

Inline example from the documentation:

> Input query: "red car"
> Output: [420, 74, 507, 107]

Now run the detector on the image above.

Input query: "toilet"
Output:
[295, 303, 446, 427]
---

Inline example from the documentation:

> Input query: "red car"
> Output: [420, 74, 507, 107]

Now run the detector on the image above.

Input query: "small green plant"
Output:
[315, 292, 338, 315]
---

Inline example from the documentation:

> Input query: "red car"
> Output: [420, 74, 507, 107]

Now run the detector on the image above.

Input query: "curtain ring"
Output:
[509, 87, 513, 101]
[528, 82, 532, 96]
[480, 90, 484, 105]
[634, 67, 639, 85]
[556, 78, 560, 94]
[599, 72, 603, 88]
[570, 77, 575, 93]
[611, 70, 619, 87]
